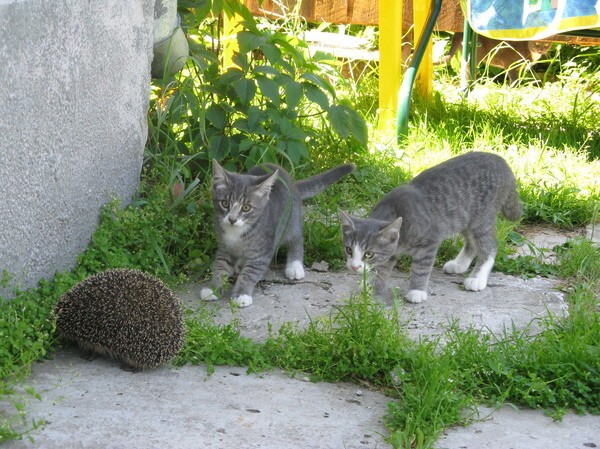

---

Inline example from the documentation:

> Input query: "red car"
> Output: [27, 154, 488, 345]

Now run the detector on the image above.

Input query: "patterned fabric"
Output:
[461, 0, 600, 40]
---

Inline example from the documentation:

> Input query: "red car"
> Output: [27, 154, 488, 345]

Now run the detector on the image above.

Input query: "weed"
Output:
[77, 183, 214, 284]
[385, 338, 472, 449]
[148, 0, 367, 187]
[175, 307, 265, 374]
[555, 237, 600, 287]
[263, 293, 411, 384]
[443, 291, 600, 415]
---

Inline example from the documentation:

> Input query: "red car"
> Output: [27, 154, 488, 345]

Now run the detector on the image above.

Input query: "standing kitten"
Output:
[440, 32, 552, 82]
[201, 160, 355, 307]
[339, 152, 522, 303]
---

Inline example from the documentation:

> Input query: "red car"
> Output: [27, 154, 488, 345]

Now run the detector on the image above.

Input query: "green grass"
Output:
[1, 7, 600, 446]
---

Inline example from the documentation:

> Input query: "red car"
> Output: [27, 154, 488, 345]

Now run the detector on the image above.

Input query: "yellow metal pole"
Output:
[413, 0, 433, 97]
[222, 10, 243, 68]
[377, 0, 403, 131]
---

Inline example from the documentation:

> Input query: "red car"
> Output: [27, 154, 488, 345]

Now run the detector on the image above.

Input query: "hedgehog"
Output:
[54, 268, 185, 371]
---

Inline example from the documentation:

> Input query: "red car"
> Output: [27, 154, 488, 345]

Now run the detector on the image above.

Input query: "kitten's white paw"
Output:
[405, 290, 427, 303]
[443, 260, 468, 274]
[285, 260, 305, 280]
[200, 287, 218, 301]
[464, 277, 487, 291]
[232, 294, 253, 307]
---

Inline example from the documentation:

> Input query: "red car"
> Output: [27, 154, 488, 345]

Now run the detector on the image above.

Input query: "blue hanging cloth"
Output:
[461, 0, 600, 40]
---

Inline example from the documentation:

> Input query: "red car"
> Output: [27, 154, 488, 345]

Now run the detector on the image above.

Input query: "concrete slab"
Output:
[2, 265, 598, 448]
[516, 223, 599, 263]
[3, 350, 389, 449]
[434, 405, 600, 449]
[181, 268, 567, 342]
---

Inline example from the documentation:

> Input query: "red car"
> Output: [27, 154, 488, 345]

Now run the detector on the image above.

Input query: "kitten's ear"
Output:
[212, 159, 229, 188]
[254, 170, 279, 198]
[377, 217, 402, 245]
[338, 209, 355, 233]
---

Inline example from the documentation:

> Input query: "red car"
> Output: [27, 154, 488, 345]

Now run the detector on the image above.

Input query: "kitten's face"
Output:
[211, 162, 278, 240]
[339, 211, 402, 273]
[528, 40, 552, 60]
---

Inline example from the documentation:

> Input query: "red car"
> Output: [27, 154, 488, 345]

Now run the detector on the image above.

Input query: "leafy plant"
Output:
[147, 0, 367, 186]
[175, 307, 265, 374]
[443, 293, 600, 416]
[262, 293, 412, 384]
[76, 185, 212, 283]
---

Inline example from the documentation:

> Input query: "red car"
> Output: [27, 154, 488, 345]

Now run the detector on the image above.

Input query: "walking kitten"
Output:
[339, 152, 522, 303]
[440, 32, 551, 82]
[201, 160, 355, 307]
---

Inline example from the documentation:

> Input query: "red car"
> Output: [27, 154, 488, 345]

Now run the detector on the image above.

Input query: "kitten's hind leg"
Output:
[443, 233, 477, 274]
[284, 237, 305, 281]
[285, 260, 305, 280]
[464, 230, 497, 291]
[464, 255, 495, 291]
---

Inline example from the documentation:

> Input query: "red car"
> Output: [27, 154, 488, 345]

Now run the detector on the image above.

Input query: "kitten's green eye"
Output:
[241, 204, 252, 212]
[345, 247, 352, 256]
[220, 200, 230, 209]
[364, 252, 374, 260]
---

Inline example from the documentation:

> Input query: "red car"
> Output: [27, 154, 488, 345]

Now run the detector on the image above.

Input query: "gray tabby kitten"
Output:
[339, 152, 522, 303]
[201, 159, 355, 307]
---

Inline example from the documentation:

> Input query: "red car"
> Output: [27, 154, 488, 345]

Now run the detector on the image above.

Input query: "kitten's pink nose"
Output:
[351, 264, 361, 271]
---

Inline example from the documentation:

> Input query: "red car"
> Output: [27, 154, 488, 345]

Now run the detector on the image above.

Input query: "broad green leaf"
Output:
[278, 58, 295, 76]
[287, 125, 306, 141]
[269, 32, 307, 63]
[237, 31, 264, 53]
[211, 0, 225, 16]
[205, 104, 227, 130]
[218, 68, 245, 85]
[232, 52, 249, 72]
[282, 78, 303, 111]
[327, 104, 368, 147]
[232, 118, 250, 133]
[186, 0, 211, 22]
[347, 105, 369, 148]
[259, 42, 282, 65]
[234, 78, 257, 106]
[303, 83, 330, 110]
[300, 73, 336, 98]
[239, 138, 254, 153]
[285, 140, 310, 164]
[224, 0, 256, 22]
[208, 134, 231, 160]
[219, 102, 237, 114]
[327, 104, 351, 138]
[255, 75, 281, 106]
[247, 106, 264, 130]
[189, 51, 217, 71]
[278, 118, 306, 140]
[253, 65, 281, 77]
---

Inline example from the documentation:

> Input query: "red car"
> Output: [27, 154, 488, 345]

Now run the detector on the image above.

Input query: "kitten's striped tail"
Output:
[502, 188, 523, 221]
[296, 164, 355, 199]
